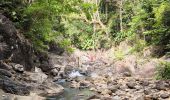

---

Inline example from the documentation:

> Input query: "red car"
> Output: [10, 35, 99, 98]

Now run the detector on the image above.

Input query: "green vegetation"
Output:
[1, 0, 170, 52]
[156, 61, 170, 79]
[114, 50, 125, 60]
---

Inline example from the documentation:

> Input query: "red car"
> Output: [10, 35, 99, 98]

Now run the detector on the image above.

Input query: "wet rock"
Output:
[79, 82, 89, 89]
[37, 82, 64, 96]
[75, 76, 86, 82]
[70, 81, 80, 88]
[126, 82, 136, 89]
[86, 95, 100, 100]
[69, 71, 83, 78]
[160, 93, 169, 99]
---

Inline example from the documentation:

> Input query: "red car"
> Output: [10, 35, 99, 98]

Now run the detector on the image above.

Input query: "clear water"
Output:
[46, 79, 94, 100]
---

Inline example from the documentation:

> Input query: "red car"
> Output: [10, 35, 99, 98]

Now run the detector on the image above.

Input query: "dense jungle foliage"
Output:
[1, 0, 170, 79]
[0, 0, 170, 52]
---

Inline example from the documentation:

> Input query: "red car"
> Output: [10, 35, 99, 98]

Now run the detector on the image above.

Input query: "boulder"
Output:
[0, 14, 35, 71]
[0, 76, 30, 96]
[27, 72, 48, 84]
[36, 81, 64, 96]
[0, 69, 12, 77]
[38, 52, 54, 72]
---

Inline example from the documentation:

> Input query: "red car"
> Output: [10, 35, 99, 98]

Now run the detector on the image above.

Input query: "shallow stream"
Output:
[46, 71, 95, 100]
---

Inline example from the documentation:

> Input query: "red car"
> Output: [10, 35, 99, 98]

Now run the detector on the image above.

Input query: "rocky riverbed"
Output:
[0, 13, 170, 100]
[47, 49, 170, 100]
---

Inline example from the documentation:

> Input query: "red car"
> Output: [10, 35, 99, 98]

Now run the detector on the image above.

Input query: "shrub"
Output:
[156, 61, 170, 79]
[114, 50, 125, 60]
[130, 39, 146, 53]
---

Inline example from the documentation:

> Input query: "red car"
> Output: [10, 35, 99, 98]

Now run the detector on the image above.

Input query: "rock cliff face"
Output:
[0, 14, 64, 96]
[0, 14, 34, 71]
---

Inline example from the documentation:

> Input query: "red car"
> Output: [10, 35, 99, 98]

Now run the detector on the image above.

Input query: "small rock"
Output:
[122, 97, 129, 100]
[108, 85, 119, 93]
[126, 82, 136, 89]
[144, 89, 151, 95]
[151, 94, 159, 100]
[144, 95, 153, 100]
[86, 95, 100, 100]
[134, 94, 145, 100]
[155, 81, 166, 90]
[141, 80, 149, 86]
[79, 82, 89, 89]
[112, 96, 121, 100]
[14, 64, 24, 72]
[101, 95, 112, 100]
[120, 85, 128, 90]
[135, 85, 142, 90]
[101, 89, 112, 95]
[50, 68, 58, 76]
[111, 80, 118, 85]
[160, 93, 169, 99]
[123, 72, 131, 77]
[78, 93, 84, 96]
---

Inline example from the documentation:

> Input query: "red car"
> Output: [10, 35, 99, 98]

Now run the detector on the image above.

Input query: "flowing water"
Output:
[46, 71, 95, 100]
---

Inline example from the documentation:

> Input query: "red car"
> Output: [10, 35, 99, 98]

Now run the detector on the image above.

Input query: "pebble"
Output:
[126, 82, 136, 89]
[160, 93, 169, 99]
